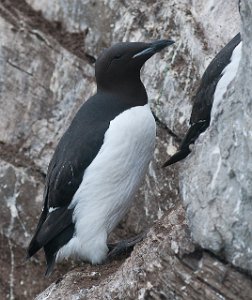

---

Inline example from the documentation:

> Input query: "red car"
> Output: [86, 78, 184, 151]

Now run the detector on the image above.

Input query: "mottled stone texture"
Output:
[36, 205, 252, 300]
[0, 2, 95, 296]
[180, 0, 252, 274]
[0, 0, 251, 299]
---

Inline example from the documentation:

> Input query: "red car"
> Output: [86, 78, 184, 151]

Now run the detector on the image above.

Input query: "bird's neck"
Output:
[97, 78, 148, 106]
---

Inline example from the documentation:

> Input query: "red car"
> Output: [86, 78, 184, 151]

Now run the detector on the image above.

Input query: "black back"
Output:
[163, 33, 241, 167]
[190, 33, 241, 125]
[27, 93, 137, 275]
[27, 39, 174, 275]
[47, 94, 136, 208]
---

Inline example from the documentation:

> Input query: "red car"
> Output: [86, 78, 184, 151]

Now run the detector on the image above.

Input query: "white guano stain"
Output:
[211, 42, 242, 123]
[210, 145, 222, 190]
[6, 190, 19, 300]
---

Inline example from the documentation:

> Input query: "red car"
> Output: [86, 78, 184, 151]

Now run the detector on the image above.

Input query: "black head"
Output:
[95, 40, 175, 101]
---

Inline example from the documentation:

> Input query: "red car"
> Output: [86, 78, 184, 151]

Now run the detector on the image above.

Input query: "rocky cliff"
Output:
[0, 0, 251, 299]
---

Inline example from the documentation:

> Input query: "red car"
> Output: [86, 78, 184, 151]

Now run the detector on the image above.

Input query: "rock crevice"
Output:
[0, 0, 250, 299]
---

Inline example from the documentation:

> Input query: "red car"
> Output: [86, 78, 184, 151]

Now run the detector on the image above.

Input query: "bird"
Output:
[27, 39, 175, 276]
[163, 33, 241, 167]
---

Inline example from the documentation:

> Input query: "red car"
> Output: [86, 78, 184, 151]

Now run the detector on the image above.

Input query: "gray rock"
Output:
[180, 0, 252, 274]
[26, 0, 114, 55]
[36, 205, 252, 300]
[27, 0, 240, 136]
[0, 0, 250, 299]
[0, 1, 181, 297]
[0, 1, 96, 297]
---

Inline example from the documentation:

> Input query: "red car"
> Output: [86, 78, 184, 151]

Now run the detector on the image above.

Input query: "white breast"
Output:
[211, 42, 242, 123]
[56, 104, 156, 263]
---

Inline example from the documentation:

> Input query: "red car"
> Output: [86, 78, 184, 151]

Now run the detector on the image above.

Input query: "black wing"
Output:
[163, 33, 241, 167]
[27, 93, 131, 274]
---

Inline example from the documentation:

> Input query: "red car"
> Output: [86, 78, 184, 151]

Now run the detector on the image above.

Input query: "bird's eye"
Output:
[113, 54, 122, 60]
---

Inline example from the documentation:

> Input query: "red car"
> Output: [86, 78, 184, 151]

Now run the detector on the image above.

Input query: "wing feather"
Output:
[27, 94, 132, 262]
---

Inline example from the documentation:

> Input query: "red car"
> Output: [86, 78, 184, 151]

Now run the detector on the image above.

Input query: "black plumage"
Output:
[163, 33, 241, 167]
[27, 40, 175, 275]
[27, 95, 138, 274]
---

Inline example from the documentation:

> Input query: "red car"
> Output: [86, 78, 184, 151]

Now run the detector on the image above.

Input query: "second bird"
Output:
[27, 39, 175, 275]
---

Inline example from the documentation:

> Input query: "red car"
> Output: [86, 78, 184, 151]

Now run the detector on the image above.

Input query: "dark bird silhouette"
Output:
[27, 39, 175, 276]
[163, 33, 241, 167]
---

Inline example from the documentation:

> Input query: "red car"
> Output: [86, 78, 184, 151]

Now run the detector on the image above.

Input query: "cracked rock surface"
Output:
[180, 0, 252, 274]
[36, 205, 252, 300]
[0, 0, 251, 299]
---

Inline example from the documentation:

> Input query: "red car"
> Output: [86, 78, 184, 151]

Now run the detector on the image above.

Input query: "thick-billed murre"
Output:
[27, 39, 175, 276]
[163, 33, 241, 167]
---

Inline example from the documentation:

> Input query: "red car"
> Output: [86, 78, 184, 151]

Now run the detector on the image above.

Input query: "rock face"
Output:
[0, 0, 251, 299]
[35, 205, 252, 300]
[180, 0, 252, 274]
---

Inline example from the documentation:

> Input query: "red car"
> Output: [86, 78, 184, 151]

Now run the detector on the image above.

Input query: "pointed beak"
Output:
[133, 39, 175, 59]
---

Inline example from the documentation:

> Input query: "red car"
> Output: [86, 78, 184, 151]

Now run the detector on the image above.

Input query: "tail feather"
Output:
[43, 224, 75, 276]
[26, 208, 48, 259]
[44, 248, 56, 277]
[162, 148, 191, 167]
[27, 208, 74, 259]
[26, 238, 41, 259]
[180, 120, 209, 150]
[163, 120, 209, 168]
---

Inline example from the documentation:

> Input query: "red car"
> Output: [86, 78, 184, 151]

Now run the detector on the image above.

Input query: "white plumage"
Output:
[211, 42, 242, 122]
[56, 104, 156, 263]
